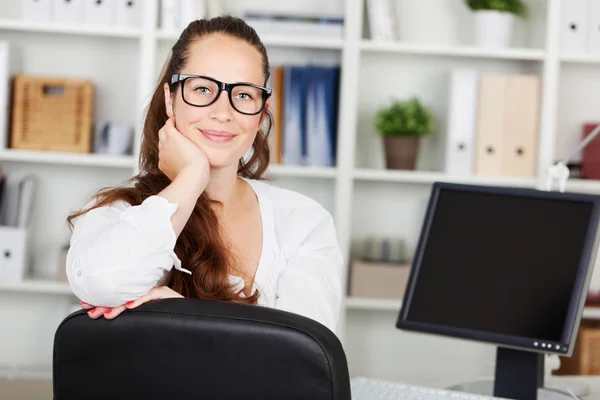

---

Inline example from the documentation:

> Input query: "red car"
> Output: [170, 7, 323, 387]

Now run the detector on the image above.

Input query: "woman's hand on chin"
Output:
[80, 286, 184, 320]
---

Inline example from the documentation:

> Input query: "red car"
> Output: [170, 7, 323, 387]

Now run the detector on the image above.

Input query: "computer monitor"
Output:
[397, 182, 600, 400]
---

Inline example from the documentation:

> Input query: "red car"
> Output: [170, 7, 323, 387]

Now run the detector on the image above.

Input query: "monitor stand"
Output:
[446, 347, 581, 400]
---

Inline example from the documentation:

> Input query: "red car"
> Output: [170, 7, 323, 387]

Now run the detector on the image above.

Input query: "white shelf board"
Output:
[0, 18, 142, 38]
[266, 164, 337, 178]
[157, 29, 343, 49]
[563, 179, 600, 193]
[0, 149, 135, 168]
[347, 297, 600, 321]
[360, 40, 544, 60]
[560, 53, 600, 64]
[583, 307, 600, 320]
[0, 364, 52, 381]
[353, 168, 537, 187]
[0, 280, 73, 295]
[345, 297, 402, 311]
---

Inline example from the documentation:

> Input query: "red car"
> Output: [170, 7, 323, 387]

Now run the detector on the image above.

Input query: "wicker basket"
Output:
[554, 319, 600, 375]
[10, 75, 94, 153]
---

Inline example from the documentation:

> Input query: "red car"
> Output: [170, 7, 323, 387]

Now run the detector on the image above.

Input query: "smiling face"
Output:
[164, 34, 268, 170]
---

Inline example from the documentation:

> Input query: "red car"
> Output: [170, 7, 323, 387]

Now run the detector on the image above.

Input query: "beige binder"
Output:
[503, 75, 541, 177]
[474, 74, 540, 177]
[474, 74, 507, 176]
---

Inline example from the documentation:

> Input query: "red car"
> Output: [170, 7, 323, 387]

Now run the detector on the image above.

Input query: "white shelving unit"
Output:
[1, 0, 599, 389]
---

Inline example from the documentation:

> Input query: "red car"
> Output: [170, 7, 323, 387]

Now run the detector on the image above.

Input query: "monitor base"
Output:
[446, 378, 588, 399]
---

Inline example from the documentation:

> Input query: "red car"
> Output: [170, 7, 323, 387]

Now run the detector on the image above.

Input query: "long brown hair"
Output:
[67, 16, 273, 304]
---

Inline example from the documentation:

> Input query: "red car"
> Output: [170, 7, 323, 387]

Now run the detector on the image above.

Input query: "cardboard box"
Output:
[349, 259, 411, 299]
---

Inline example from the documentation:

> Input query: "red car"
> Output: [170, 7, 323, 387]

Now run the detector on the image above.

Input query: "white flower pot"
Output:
[474, 10, 515, 48]
[395, 0, 460, 45]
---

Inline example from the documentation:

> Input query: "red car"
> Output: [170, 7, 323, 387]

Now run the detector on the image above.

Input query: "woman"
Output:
[65, 16, 343, 333]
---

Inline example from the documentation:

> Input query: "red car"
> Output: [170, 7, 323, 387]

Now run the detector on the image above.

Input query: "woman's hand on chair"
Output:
[80, 286, 184, 320]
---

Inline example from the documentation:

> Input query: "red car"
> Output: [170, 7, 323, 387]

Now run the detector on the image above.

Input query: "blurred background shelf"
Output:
[346, 296, 600, 321]
[359, 41, 544, 60]
[560, 53, 600, 64]
[267, 164, 337, 178]
[157, 29, 344, 49]
[0, 280, 72, 295]
[0, 364, 52, 380]
[0, 18, 142, 38]
[352, 168, 538, 187]
[0, 149, 135, 168]
[345, 296, 402, 311]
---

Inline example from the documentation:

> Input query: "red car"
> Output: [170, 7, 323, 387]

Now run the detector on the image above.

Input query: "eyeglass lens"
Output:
[182, 77, 265, 114]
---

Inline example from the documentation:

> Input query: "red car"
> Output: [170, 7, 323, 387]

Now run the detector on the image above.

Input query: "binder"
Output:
[52, 0, 84, 24]
[22, 0, 53, 22]
[561, 0, 588, 53]
[444, 69, 478, 176]
[305, 66, 339, 166]
[0, 226, 29, 284]
[83, 0, 115, 26]
[588, 0, 600, 54]
[179, 0, 206, 29]
[114, 0, 142, 28]
[502, 75, 540, 177]
[282, 66, 307, 165]
[474, 75, 507, 176]
[0, 42, 20, 151]
[266, 66, 284, 164]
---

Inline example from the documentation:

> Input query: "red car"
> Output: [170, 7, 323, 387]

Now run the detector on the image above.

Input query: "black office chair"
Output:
[52, 298, 352, 400]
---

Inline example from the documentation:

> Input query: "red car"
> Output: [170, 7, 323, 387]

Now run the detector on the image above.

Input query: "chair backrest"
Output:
[53, 298, 351, 400]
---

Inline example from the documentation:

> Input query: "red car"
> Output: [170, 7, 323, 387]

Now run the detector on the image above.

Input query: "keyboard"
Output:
[351, 377, 509, 400]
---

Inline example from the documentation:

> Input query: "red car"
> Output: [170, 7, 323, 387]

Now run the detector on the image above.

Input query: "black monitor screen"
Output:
[402, 185, 597, 346]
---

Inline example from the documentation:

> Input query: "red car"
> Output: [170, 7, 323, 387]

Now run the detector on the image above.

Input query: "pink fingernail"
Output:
[88, 308, 96, 315]
[126, 301, 134, 307]
[104, 309, 112, 315]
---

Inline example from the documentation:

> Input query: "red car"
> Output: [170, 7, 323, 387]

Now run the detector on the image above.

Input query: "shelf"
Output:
[346, 297, 600, 321]
[0, 280, 73, 295]
[0, 149, 135, 168]
[345, 297, 402, 311]
[560, 53, 600, 64]
[353, 168, 537, 187]
[0, 364, 52, 381]
[0, 18, 142, 38]
[266, 164, 337, 178]
[360, 40, 544, 60]
[157, 29, 344, 49]
[563, 179, 600, 193]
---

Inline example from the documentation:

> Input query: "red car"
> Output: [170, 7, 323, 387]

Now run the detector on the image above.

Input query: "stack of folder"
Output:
[444, 69, 541, 178]
[266, 64, 340, 167]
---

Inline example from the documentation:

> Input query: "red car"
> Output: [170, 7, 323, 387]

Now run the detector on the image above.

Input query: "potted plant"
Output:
[464, 0, 528, 48]
[375, 97, 435, 170]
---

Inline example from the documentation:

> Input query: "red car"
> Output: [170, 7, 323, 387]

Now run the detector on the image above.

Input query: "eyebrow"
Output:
[181, 74, 266, 87]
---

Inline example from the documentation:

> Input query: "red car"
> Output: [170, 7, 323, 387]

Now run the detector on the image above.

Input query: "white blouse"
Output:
[66, 177, 344, 333]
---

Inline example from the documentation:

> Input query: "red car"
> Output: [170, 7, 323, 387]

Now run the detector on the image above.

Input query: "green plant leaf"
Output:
[463, 0, 528, 18]
[374, 97, 435, 137]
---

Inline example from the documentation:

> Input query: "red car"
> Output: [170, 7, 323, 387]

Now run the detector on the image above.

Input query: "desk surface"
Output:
[3, 376, 600, 399]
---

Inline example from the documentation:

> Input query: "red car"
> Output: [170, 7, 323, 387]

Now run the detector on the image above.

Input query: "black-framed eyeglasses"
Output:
[170, 74, 272, 116]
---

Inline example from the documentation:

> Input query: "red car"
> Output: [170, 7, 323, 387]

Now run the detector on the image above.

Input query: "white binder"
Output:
[0, 226, 29, 284]
[444, 69, 478, 176]
[52, 0, 84, 24]
[114, 0, 142, 28]
[561, 0, 588, 53]
[179, 0, 206, 29]
[22, 0, 53, 22]
[83, 0, 115, 26]
[588, 0, 600, 54]
[0, 42, 20, 151]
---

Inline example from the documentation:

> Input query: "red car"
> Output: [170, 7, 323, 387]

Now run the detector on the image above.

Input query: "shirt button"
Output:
[76, 270, 82, 277]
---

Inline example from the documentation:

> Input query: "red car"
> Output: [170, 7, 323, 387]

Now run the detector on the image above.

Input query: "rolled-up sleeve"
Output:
[275, 206, 343, 334]
[66, 195, 188, 307]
